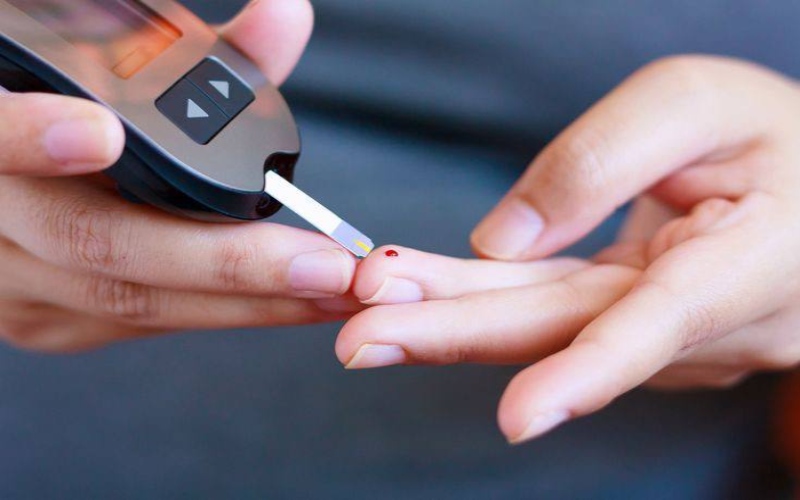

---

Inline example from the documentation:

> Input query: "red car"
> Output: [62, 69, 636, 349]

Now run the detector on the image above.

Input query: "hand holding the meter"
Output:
[0, 0, 359, 352]
[338, 56, 800, 443]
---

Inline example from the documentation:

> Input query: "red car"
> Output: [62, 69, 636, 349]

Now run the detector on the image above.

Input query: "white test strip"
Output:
[264, 170, 375, 258]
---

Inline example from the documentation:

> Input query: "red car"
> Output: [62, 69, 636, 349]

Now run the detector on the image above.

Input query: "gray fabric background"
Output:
[0, 1, 796, 498]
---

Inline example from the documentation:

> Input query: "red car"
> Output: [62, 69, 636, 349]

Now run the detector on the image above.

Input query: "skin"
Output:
[0, 0, 364, 352]
[337, 56, 800, 444]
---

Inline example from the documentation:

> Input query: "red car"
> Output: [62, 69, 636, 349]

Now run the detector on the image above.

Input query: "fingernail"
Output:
[346, 344, 407, 370]
[44, 119, 117, 171]
[472, 199, 544, 260]
[290, 249, 353, 298]
[509, 410, 569, 445]
[362, 277, 424, 305]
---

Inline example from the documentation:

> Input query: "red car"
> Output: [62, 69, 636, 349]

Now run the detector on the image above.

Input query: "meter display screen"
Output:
[7, 0, 182, 78]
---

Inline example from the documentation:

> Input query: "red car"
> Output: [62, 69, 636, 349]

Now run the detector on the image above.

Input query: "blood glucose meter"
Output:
[0, 0, 373, 257]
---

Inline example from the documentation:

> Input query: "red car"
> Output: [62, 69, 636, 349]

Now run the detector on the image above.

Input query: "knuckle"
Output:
[47, 198, 128, 273]
[213, 239, 260, 292]
[678, 305, 720, 351]
[438, 312, 484, 364]
[635, 279, 721, 351]
[648, 199, 738, 260]
[441, 346, 475, 365]
[635, 55, 715, 97]
[535, 127, 612, 217]
[85, 278, 162, 324]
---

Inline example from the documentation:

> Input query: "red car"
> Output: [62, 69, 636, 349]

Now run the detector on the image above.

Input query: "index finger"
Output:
[0, 176, 356, 298]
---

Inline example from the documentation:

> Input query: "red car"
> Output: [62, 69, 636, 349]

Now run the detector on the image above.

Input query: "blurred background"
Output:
[0, 1, 798, 498]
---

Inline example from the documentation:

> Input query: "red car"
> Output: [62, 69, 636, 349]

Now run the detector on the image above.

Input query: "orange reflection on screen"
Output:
[7, 0, 182, 79]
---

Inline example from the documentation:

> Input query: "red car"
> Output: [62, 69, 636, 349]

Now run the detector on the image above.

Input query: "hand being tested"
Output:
[338, 56, 800, 443]
[0, 0, 358, 352]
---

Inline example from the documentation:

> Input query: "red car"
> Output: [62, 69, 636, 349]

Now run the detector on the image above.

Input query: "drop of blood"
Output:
[385, 249, 399, 258]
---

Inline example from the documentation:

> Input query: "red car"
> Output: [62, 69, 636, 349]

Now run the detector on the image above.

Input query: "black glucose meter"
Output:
[0, 0, 302, 222]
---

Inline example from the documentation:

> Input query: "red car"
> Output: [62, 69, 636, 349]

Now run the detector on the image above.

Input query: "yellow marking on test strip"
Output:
[355, 240, 373, 254]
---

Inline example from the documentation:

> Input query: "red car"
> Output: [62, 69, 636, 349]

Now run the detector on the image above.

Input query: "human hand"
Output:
[337, 56, 800, 443]
[0, 0, 360, 353]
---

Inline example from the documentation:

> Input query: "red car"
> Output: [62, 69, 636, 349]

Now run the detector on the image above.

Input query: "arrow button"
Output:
[187, 59, 254, 117]
[209, 80, 230, 99]
[156, 79, 229, 145]
[186, 99, 210, 119]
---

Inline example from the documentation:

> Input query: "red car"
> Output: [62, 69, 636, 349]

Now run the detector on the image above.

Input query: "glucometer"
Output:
[0, 0, 373, 257]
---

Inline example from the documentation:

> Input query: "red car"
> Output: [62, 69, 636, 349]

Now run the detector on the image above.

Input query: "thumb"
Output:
[219, 0, 314, 86]
[470, 56, 789, 260]
[0, 92, 124, 176]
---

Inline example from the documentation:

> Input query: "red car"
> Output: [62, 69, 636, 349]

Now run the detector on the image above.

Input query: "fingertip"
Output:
[45, 95, 125, 172]
[335, 302, 420, 368]
[288, 248, 356, 298]
[506, 411, 570, 445]
[353, 245, 397, 296]
[496, 366, 548, 442]
[496, 345, 608, 443]
[499, 332, 663, 443]
[221, 0, 314, 85]
[498, 369, 573, 444]
[354, 245, 424, 303]
[361, 277, 424, 305]
[0, 93, 124, 176]
[334, 308, 376, 364]
[94, 103, 126, 167]
[470, 197, 545, 261]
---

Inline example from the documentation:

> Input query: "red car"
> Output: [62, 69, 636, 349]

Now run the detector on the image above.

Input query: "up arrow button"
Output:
[209, 80, 230, 99]
[187, 59, 255, 117]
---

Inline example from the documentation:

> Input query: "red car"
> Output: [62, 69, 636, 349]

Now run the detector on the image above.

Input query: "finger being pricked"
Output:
[0, 176, 357, 299]
[353, 245, 591, 305]
[337, 249, 638, 369]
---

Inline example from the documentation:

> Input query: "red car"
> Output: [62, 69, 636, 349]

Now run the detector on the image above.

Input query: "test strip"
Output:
[264, 170, 374, 258]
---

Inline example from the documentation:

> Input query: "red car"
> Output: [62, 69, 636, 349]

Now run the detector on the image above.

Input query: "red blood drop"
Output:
[385, 249, 399, 257]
